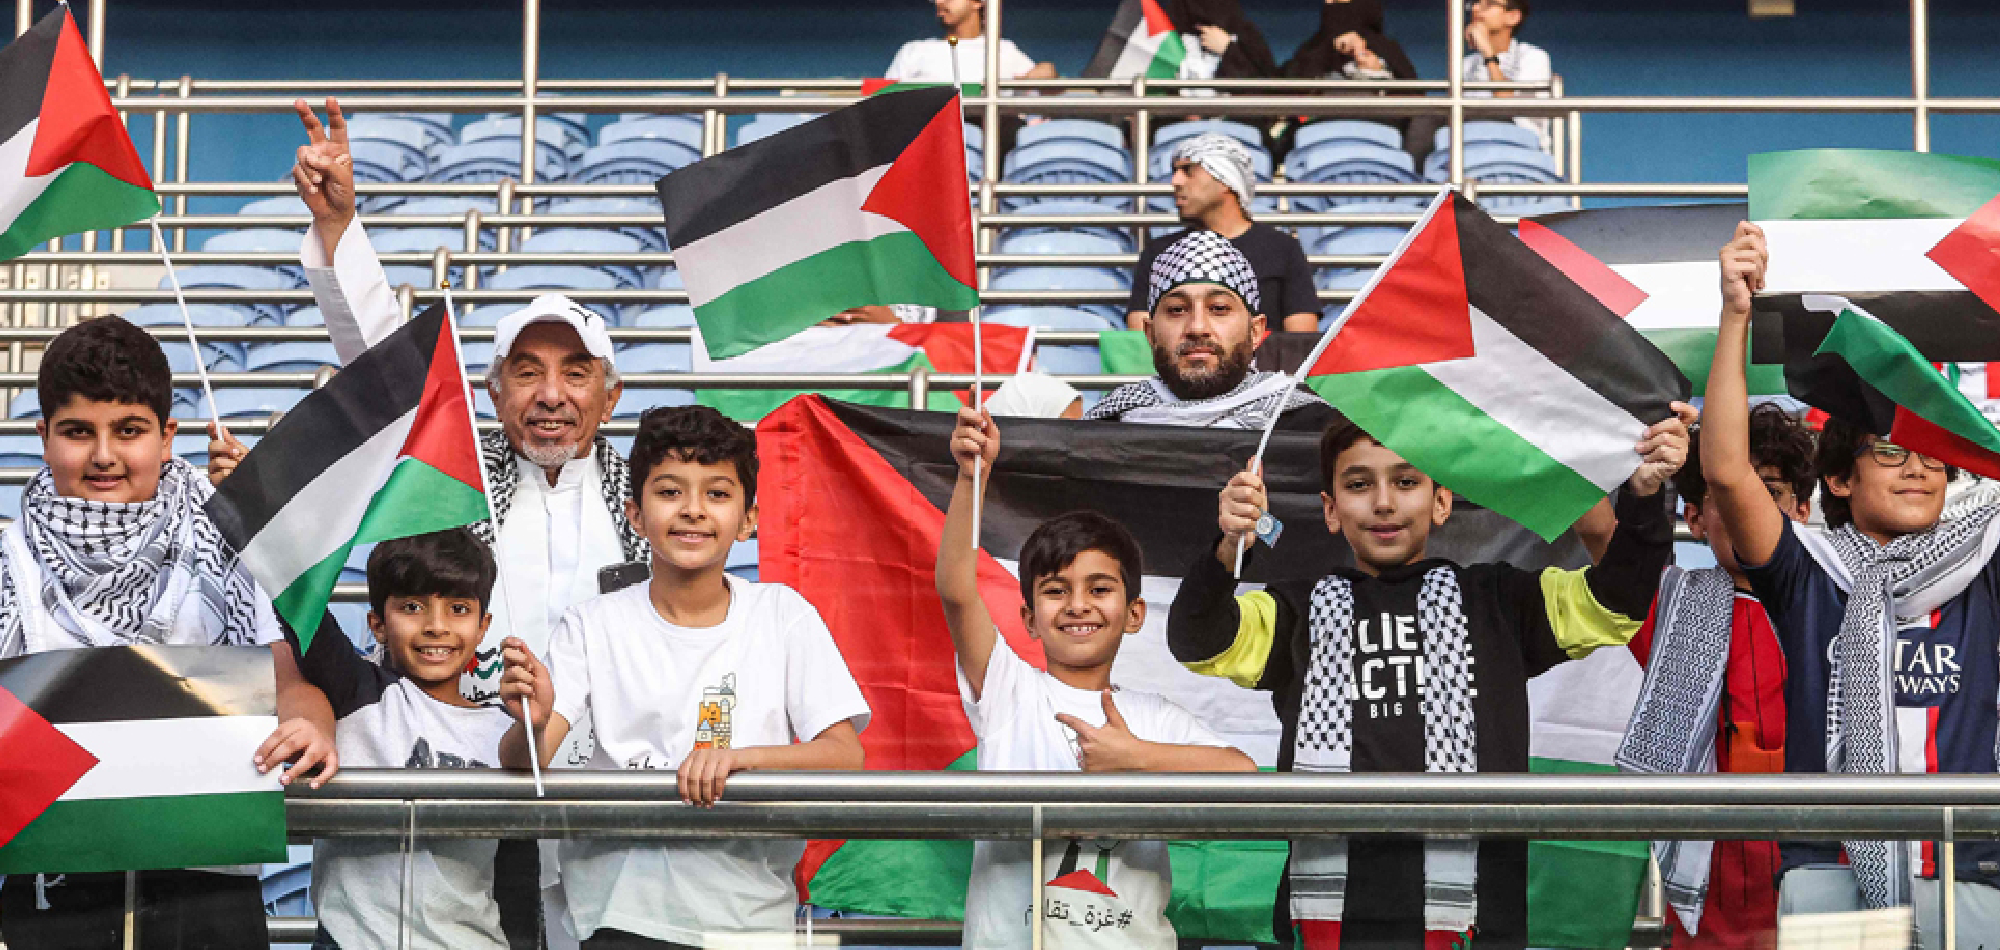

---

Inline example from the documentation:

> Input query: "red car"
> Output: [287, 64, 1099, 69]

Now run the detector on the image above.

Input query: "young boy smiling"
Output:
[0, 316, 337, 950]
[299, 528, 522, 950]
[1169, 411, 1689, 950]
[499, 405, 869, 949]
[940, 407, 1256, 950]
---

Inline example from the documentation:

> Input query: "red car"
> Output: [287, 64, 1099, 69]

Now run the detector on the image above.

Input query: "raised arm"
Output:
[938, 407, 1001, 697]
[1702, 223, 1785, 568]
[293, 97, 400, 365]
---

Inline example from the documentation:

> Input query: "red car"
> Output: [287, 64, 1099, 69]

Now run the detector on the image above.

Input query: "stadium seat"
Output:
[600, 114, 705, 153]
[207, 387, 307, 419]
[460, 114, 585, 164]
[631, 304, 695, 328]
[1433, 121, 1543, 153]
[286, 306, 324, 327]
[340, 542, 373, 584]
[989, 267, 1127, 325]
[519, 230, 647, 290]
[547, 196, 668, 253]
[372, 227, 470, 291]
[385, 196, 501, 245]
[431, 139, 567, 186]
[1424, 142, 1559, 183]
[725, 537, 758, 582]
[1017, 119, 1126, 153]
[123, 302, 251, 366]
[461, 340, 495, 372]
[0, 434, 44, 468]
[347, 139, 427, 210]
[9, 391, 37, 418]
[984, 305, 1116, 374]
[0, 483, 23, 520]
[1153, 119, 1263, 155]
[345, 116, 432, 162]
[476, 267, 620, 325]
[1312, 226, 1405, 294]
[999, 198, 1134, 251]
[1297, 120, 1404, 152]
[735, 112, 818, 146]
[1287, 143, 1418, 212]
[385, 113, 455, 149]
[1003, 141, 1131, 185]
[160, 265, 299, 327]
[173, 432, 214, 467]
[202, 229, 306, 284]
[327, 602, 375, 653]
[996, 230, 1130, 297]
[157, 339, 246, 378]
[611, 342, 694, 416]
[574, 140, 700, 186]
[236, 194, 312, 221]
[245, 341, 340, 373]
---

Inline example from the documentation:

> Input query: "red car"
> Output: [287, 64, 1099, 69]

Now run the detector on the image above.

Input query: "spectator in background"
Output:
[1279, 0, 1433, 163]
[1462, 0, 1553, 150]
[1170, 0, 1280, 81]
[885, 0, 1057, 82]
[1126, 134, 1319, 332]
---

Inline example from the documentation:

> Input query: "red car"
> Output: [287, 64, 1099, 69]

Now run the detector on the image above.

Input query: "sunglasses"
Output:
[1854, 441, 1948, 472]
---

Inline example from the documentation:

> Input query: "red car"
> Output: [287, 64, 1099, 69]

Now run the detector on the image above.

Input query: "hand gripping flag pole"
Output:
[947, 34, 989, 550]
[442, 280, 545, 798]
[1233, 186, 1454, 579]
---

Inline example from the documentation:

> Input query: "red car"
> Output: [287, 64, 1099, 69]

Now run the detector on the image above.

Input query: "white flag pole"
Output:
[1232, 186, 1454, 579]
[149, 216, 226, 438]
[947, 35, 987, 550]
[442, 280, 544, 798]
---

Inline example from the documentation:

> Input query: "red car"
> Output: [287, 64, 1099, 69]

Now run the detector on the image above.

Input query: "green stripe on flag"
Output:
[806, 750, 977, 920]
[1818, 306, 2000, 453]
[1148, 32, 1187, 80]
[1527, 758, 1648, 950]
[1642, 327, 1789, 396]
[1099, 329, 1152, 374]
[1165, 838, 1285, 943]
[273, 458, 490, 645]
[0, 791, 285, 874]
[696, 231, 981, 360]
[1749, 149, 2000, 221]
[699, 353, 964, 422]
[1308, 365, 1607, 541]
[0, 162, 160, 260]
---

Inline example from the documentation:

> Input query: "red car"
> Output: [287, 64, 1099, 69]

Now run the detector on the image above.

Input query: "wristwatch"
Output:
[1483, 55, 1501, 66]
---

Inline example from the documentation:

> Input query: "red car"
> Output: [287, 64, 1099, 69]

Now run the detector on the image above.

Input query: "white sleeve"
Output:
[958, 631, 1031, 737]
[1515, 44, 1553, 84]
[1141, 696, 1230, 749]
[885, 42, 914, 81]
[781, 589, 872, 741]
[545, 608, 593, 728]
[301, 219, 402, 365]
[1002, 40, 1037, 79]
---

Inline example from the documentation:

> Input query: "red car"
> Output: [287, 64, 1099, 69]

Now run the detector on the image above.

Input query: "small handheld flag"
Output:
[1083, 0, 1188, 80]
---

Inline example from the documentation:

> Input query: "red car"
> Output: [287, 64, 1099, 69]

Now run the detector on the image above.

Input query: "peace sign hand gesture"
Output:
[292, 97, 354, 237]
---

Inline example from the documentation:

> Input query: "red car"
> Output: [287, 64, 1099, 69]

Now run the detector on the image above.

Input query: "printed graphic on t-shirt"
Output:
[1356, 611, 1424, 721]
[694, 673, 736, 750]
[1893, 615, 1961, 706]
[403, 736, 490, 769]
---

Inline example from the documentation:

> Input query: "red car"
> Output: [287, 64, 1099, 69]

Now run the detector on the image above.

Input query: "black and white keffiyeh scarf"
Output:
[1792, 481, 2000, 909]
[1614, 565, 1740, 934]
[471, 429, 648, 563]
[1146, 229, 1261, 315]
[1085, 370, 1326, 430]
[1290, 566, 1481, 933]
[1171, 134, 1257, 213]
[0, 459, 260, 657]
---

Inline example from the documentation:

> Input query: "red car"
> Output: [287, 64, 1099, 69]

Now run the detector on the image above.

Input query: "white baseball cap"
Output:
[491, 293, 617, 369]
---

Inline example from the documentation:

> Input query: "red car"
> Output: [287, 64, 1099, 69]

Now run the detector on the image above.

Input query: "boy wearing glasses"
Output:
[1703, 224, 2000, 946]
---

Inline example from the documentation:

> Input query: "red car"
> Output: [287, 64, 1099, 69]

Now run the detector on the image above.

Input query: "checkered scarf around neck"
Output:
[0, 458, 260, 658]
[1146, 228, 1260, 316]
[470, 429, 648, 564]
[1172, 133, 1256, 212]
[1288, 566, 1480, 933]
[1083, 370, 1325, 430]
[1789, 479, 2000, 909]
[1614, 565, 1740, 935]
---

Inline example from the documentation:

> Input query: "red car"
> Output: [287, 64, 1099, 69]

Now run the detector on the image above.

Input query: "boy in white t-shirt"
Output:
[940, 407, 1256, 950]
[500, 405, 869, 949]
[301, 528, 523, 950]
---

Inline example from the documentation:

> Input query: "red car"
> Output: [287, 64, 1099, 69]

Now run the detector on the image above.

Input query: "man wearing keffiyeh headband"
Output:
[1090, 229, 1334, 431]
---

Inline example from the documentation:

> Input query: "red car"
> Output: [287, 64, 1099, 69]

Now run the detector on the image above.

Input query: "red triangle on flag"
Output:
[0, 683, 97, 848]
[1306, 195, 1477, 377]
[1928, 193, 2000, 317]
[398, 314, 484, 490]
[1516, 219, 1649, 319]
[1139, 0, 1176, 37]
[1048, 869, 1121, 898]
[23, 8, 153, 190]
[861, 96, 977, 289]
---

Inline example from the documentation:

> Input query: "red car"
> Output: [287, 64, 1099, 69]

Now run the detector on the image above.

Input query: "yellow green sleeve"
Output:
[1182, 591, 1277, 688]
[1540, 567, 1644, 659]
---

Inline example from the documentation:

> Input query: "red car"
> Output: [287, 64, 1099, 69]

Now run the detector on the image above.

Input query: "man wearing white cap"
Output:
[1124, 133, 1319, 333]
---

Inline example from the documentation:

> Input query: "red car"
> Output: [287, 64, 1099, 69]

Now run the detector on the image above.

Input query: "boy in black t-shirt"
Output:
[1169, 414, 1689, 950]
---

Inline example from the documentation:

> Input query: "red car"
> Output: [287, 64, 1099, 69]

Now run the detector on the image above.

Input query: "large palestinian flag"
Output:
[1083, 0, 1187, 80]
[0, 6, 158, 260]
[0, 646, 286, 873]
[658, 86, 979, 360]
[1751, 149, 2000, 361]
[1777, 296, 2000, 478]
[1303, 190, 1690, 542]
[207, 303, 489, 650]
[693, 321, 1030, 422]
[758, 396, 1641, 946]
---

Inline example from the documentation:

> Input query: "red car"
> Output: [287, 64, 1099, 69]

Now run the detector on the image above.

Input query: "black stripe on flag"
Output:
[205, 304, 446, 548]
[0, 7, 62, 146]
[1526, 203, 1748, 266]
[1454, 194, 1691, 422]
[1082, 0, 1149, 79]
[0, 645, 275, 725]
[1754, 292, 2000, 364]
[824, 401, 1592, 582]
[657, 85, 959, 250]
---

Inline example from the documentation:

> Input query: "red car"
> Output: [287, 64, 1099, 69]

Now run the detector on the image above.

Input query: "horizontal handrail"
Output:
[114, 180, 1742, 198]
[0, 372, 1150, 390]
[283, 770, 2000, 841]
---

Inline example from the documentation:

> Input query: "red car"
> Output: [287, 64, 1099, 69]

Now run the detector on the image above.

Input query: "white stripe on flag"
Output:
[237, 409, 416, 592]
[59, 716, 283, 801]
[1109, 30, 1171, 78]
[693, 323, 914, 373]
[1759, 218, 1965, 294]
[1425, 305, 1647, 493]
[0, 119, 63, 233]
[1617, 260, 1723, 331]
[674, 164, 907, 309]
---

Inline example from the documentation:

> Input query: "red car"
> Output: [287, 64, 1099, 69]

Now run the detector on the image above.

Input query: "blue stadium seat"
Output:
[996, 231, 1130, 300]
[735, 113, 819, 146]
[327, 602, 375, 653]
[1297, 120, 1404, 152]
[372, 227, 469, 291]
[287, 306, 324, 327]
[599, 114, 705, 153]
[124, 303, 251, 366]
[1003, 141, 1131, 184]
[474, 388, 496, 420]
[161, 266, 299, 327]
[245, 341, 340, 373]
[386, 113, 455, 149]
[1017, 119, 1126, 153]
[259, 853, 315, 918]
[1424, 142, 1559, 183]
[1312, 226, 1405, 297]
[999, 198, 1134, 251]
[611, 342, 694, 416]
[0, 483, 23, 520]
[9, 391, 37, 418]
[340, 542, 374, 584]
[1153, 119, 1262, 154]
[208, 388, 307, 419]
[1433, 121, 1543, 153]
[1287, 143, 1418, 212]
[346, 116, 432, 161]
[476, 267, 620, 325]
[461, 339, 495, 372]
[989, 267, 1127, 325]
[520, 230, 647, 290]
[632, 304, 695, 328]
[725, 537, 758, 582]
[386, 196, 501, 244]
[157, 339, 246, 378]
[431, 139, 566, 187]
[347, 139, 427, 209]
[173, 432, 214, 467]
[460, 115, 585, 164]
[0, 434, 44, 467]
[984, 305, 1116, 374]
[546, 197, 667, 253]
[202, 229, 306, 284]
[236, 194, 312, 220]
[578, 139, 700, 183]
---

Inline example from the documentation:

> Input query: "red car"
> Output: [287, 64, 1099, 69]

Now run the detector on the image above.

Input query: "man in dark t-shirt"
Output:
[1125, 133, 1319, 332]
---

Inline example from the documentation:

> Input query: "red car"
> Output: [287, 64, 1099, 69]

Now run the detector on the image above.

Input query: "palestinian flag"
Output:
[861, 79, 983, 97]
[206, 303, 489, 650]
[1778, 295, 2000, 478]
[0, 646, 286, 873]
[0, 6, 159, 260]
[1520, 203, 1789, 396]
[1083, 0, 1187, 80]
[658, 86, 979, 360]
[758, 396, 1625, 944]
[1304, 190, 1690, 542]
[1751, 149, 2000, 361]
[693, 321, 1029, 422]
